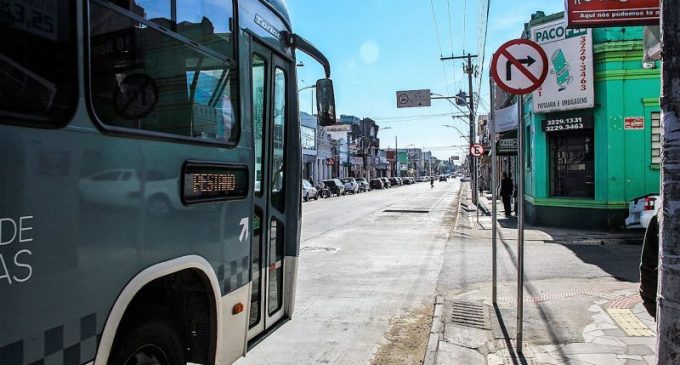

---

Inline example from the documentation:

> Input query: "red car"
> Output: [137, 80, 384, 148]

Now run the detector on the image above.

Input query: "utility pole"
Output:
[657, 2, 680, 363]
[441, 53, 478, 203]
[395, 135, 399, 177]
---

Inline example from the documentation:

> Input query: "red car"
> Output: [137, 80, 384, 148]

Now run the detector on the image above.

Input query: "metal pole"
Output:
[516, 94, 525, 354]
[490, 79, 498, 305]
[395, 135, 399, 177]
[467, 54, 477, 206]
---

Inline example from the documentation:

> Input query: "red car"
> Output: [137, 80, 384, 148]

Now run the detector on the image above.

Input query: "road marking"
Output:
[607, 308, 654, 337]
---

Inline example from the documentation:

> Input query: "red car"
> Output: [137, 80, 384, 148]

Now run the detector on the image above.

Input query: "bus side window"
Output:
[252, 54, 266, 195]
[88, 0, 238, 143]
[0, 2, 77, 124]
[271, 67, 286, 209]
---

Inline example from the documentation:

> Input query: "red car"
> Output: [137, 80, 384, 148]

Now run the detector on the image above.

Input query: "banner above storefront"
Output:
[495, 102, 518, 133]
[531, 18, 594, 114]
[565, 0, 660, 28]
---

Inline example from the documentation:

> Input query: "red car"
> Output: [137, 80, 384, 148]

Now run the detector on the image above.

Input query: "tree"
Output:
[657, 1, 680, 363]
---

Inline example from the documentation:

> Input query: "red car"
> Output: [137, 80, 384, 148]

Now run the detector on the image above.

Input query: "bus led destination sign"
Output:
[542, 114, 594, 132]
[183, 163, 248, 203]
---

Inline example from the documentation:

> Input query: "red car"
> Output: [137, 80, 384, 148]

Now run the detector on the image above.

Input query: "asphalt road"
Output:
[236, 179, 461, 365]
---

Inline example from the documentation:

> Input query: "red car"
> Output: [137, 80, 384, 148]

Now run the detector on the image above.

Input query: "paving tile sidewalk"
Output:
[427, 183, 657, 365]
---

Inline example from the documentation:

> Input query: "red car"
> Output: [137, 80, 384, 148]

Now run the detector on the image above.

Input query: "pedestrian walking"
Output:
[500, 172, 514, 217]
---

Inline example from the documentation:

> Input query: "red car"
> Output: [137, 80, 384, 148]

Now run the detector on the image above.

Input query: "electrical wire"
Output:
[430, 0, 455, 115]
[463, 0, 468, 54]
[446, 0, 456, 83]
[475, 0, 491, 103]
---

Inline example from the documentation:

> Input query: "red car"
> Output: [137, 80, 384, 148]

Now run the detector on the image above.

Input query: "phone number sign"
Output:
[542, 114, 594, 133]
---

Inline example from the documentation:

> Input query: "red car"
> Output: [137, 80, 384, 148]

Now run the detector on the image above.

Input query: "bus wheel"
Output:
[110, 319, 186, 365]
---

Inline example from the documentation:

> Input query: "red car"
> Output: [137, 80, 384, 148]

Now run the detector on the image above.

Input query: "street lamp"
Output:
[297, 61, 314, 115]
[442, 124, 470, 142]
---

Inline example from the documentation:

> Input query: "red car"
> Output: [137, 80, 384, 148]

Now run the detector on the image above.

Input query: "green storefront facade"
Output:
[522, 12, 661, 229]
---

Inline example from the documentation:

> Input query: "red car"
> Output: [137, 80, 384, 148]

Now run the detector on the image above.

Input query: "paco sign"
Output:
[531, 18, 594, 113]
[565, 0, 660, 28]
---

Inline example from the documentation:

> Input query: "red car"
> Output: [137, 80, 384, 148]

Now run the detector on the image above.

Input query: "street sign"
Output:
[396, 89, 431, 108]
[491, 39, 548, 95]
[497, 138, 518, 155]
[470, 144, 484, 157]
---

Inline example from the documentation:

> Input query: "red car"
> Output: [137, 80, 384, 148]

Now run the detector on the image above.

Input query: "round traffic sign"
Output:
[491, 39, 548, 95]
[398, 93, 409, 105]
[470, 144, 484, 157]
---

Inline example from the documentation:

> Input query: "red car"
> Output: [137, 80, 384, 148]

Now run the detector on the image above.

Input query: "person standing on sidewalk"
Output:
[500, 172, 514, 217]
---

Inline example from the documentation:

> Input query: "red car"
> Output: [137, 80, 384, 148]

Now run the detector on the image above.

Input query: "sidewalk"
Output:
[426, 184, 656, 365]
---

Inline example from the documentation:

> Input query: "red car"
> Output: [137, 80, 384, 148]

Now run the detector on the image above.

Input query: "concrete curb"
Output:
[423, 295, 445, 365]
[425, 185, 465, 365]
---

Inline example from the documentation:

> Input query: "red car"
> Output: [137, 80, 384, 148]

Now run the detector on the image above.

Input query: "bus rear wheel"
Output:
[110, 319, 186, 365]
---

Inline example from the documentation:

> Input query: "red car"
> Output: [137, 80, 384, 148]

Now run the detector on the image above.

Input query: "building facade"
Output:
[520, 12, 661, 229]
[301, 112, 317, 180]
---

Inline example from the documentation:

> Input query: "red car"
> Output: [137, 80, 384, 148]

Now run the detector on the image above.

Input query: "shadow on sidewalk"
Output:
[495, 236, 572, 362]
[562, 244, 642, 282]
[494, 304, 529, 365]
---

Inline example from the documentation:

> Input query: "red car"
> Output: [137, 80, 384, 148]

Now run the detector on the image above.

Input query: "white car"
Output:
[340, 177, 360, 194]
[78, 169, 181, 216]
[625, 194, 661, 229]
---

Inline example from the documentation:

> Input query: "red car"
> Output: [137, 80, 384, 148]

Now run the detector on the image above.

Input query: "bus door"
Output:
[248, 41, 291, 339]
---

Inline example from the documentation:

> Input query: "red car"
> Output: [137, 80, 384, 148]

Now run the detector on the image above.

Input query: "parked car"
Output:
[340, 177, 360, 194]
[625, 193, 661, 230]
[355, 178, 370, 192]
[380, 177, 391, 188]
[78, 169, 181, 216]
[402, 177, 412, 185]
[389, 177, 400, 187]
[302, 180, 318, 201]
[323, 179, 346, 196]
[370, 178, 385, 190]
[439, 175, 447, 182]
[415, 176, 426, 182]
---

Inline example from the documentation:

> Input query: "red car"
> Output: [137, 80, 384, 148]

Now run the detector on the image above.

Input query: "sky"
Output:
[287, 0, 564, 161]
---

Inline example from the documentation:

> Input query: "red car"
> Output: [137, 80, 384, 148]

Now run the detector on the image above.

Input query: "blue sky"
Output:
[287, 0, 564, 161]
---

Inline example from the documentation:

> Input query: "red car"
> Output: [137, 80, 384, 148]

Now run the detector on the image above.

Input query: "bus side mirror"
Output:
[316, 78, 336, 126]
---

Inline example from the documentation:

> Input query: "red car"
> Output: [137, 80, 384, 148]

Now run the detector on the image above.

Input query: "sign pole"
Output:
[490, 38, 546, 356]
[516, 94, 525, 354]
[490, 80, 498, 305]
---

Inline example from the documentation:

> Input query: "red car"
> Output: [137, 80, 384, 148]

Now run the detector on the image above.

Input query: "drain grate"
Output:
[450, 301, 489, 330]
[383, 209, 429, 214]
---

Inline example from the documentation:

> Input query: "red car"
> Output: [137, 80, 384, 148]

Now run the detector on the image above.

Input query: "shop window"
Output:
[550, 131, 594, 198]
[651, 112, 661, 165]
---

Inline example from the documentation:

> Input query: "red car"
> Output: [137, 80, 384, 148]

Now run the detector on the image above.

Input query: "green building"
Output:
[521, 12, 661, 229]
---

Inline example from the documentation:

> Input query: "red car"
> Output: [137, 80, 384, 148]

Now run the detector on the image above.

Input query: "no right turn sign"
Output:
[491, 39, 548, 95]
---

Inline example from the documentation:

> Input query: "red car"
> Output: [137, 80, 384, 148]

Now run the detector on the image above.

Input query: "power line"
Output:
[372, 112, 460, 120]
[475, 0, 491, 103]
[429, 0, 444, 57]
[463, 0, 468, 54]
[429, 0, 455, 115]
